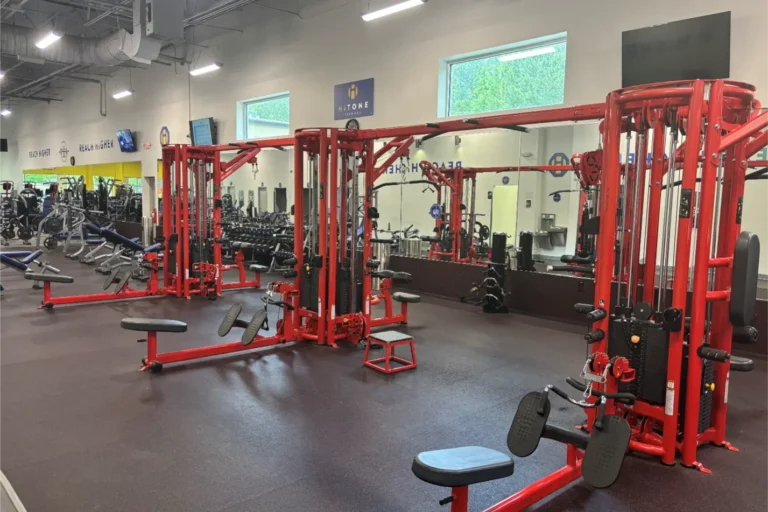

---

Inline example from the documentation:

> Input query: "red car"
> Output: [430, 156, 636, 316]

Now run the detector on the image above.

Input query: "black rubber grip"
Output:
[269, 300, 295, 311]
[584, 329, 605, 344]
[697, 346, 730, 362]
[586, 308, 607, 322]
[574, 303, 594, 314]
[565, 378, 636, 405]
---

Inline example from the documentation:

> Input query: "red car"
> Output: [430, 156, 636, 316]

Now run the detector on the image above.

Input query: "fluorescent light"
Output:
[1, 109, 11, 116]
[190, 63, 221, 76]
[362, 0, 424, 21]
[499, 46, 556, 62]
[0, 72, 4, 80]
[35, 31, 62, 49]
[112, 90, 134, 99]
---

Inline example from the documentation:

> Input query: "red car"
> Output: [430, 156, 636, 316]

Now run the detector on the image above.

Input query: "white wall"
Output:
[1, 0, 766, 266]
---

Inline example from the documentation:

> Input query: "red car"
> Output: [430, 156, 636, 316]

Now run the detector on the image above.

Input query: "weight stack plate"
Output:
[608, 318, 669, 405]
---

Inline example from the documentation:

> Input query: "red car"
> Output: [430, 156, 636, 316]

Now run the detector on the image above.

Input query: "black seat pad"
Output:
[121, 318, 188, 333]
[421, 236, 441, 243]
[249, 264, 270, 273]
[730, 355, 754, 372]
[412, 446, 514, 487]
[24, 273, 74, 284]
[393, 292, 420, 303]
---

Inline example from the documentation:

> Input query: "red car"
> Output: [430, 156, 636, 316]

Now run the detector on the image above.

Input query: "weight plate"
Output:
[633, 301, 653, 321]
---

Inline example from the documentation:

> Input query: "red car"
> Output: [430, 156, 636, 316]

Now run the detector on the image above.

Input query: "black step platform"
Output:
[412, 446, 514, 487]
[120, 318, 188, 333]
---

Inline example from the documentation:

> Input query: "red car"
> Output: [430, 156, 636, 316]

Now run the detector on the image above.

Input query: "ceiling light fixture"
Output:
[499, 46, 556, 62]
[35, 31, 62, 49]
[1, 109, 11, 116]
[190, 63, 221, 76]
[112, 89, 134, 99]
[0, 72, 4, 80]
[362, 0, 425, 22]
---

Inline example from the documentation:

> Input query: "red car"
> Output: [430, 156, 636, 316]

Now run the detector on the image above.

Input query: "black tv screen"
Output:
[116, 129, 137, 152]
[622, 12, 730, 87]
[189, 117, 217, 145]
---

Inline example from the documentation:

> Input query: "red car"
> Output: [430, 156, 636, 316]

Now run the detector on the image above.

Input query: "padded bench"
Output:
[121, 317, 188, 373]
[24, 273, 74, 284]
[412, 446, 514, 488]
[393, 292, 420, 303]
[121, 318, 188, 333]
[249, 264, 270, 273]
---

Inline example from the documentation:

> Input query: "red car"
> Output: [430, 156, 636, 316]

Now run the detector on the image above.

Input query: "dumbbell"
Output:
[218, 303, 268, 346]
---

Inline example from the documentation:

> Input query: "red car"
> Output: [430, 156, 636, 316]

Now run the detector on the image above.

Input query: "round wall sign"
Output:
[429, 204, 442, 219]
[553, 192, 562, 203]
[160, 126, 170, 146]
[502, 176, 510, 185]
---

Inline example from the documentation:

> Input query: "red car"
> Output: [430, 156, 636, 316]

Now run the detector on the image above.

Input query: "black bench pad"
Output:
[412, 446, 514, 487]
[393, 292, 421, 303]
[24, 273, 74, 284]
[730, 355, 754, 372]
[421, 236, 441, 243]
[121, 318, 188, 333]
[249, 264, 270, 273]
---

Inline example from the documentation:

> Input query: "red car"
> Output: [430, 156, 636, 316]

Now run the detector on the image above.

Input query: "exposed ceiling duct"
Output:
[0, 0, 183, 68]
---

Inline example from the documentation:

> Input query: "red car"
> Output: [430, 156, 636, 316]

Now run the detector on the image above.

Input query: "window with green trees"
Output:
[443, 36, 567, 118]
[242, 93, 290, 139]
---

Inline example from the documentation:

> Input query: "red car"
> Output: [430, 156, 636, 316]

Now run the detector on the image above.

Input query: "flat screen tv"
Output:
[622, 12, 730, 87]
[116, 129, 137, 152]
[189, 117, 217, 145]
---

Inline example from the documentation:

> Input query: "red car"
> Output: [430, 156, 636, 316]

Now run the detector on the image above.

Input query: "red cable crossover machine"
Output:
[410, 79, 765, 511]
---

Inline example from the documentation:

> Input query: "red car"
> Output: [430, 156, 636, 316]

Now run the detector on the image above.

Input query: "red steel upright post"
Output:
[293, 136, 305, 296]
[327, 130, 339, 345]
[682, 80, 724, 466]
[592, 92, 622, 356]
[162, 148, 173, 292]
[182, 146, 191, 299]
[317, 130, 329, 345]
[362, 140, 375, 335]
[213, 155, 223, 296]
[664, 80, 705, 465]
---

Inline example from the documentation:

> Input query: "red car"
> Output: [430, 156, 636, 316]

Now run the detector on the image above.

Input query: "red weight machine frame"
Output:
[418, 161, 574, 264]
[400, 80, 764, 512]
[161, 139, 293, 299]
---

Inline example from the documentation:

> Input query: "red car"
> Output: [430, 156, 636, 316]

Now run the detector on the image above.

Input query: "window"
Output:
[440, 34, 567, 118]
[23, 173, 57, 185]
[238, 93, 290, 140]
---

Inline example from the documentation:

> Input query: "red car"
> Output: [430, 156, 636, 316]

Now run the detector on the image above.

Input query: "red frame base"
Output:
[363, 335, 417, 374]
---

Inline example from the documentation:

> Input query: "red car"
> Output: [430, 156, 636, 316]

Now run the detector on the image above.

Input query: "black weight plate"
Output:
[218, 303, 243, 337]
[633, 301, 653, 321]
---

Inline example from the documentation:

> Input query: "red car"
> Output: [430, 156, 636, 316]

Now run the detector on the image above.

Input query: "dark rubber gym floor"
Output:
[1, 253, 766, 512]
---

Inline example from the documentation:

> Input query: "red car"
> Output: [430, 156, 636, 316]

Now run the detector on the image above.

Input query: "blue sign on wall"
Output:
[502, 176, 510, 185]
[553, 192, 562, 203]
[548, 153, 569, 177]
[159, 126, 170, 146]
[429, 204, 442, 219]
[335, 78, 374, 120]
